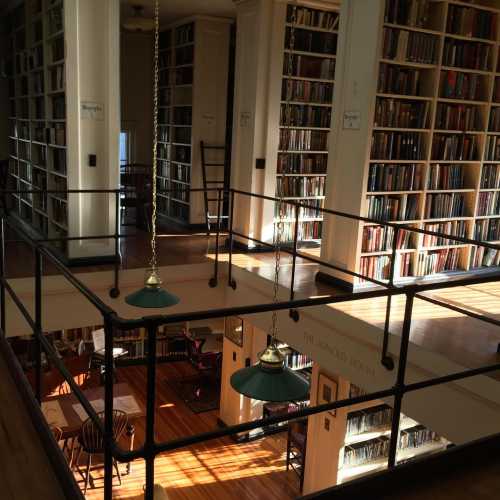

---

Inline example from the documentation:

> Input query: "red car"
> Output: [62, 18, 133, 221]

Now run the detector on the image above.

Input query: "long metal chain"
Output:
[271, 3, 298, 340]
[150, 0, 160, 270]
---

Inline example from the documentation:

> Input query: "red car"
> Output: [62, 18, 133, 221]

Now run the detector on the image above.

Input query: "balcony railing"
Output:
[1, 187, 500, 499]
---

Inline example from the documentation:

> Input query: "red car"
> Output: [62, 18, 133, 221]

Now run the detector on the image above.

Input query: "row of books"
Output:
[173, 107, 192, 125]
[287, 4, 339, 31]
[446, 5, 496, 41]
[440, 70, 483, 101]
[362, 225, 412, 253]
[175, 45, 194, 66]
[53, 149, 67, 174]
[344, 436, 390, 466]
[172, 127, 191, 144]
[52, 95, 65, 120]
[47, 6, 63, 35]
[481, 164, 500, 189]
[489, 108, 500, 133]
[422, 220, 467, 247]
[382, 28, 438, 65]
[51, 197, 67, 227]
[477, 191, 500, 216]
[51, 36, 64, 63]
[424, 193, 466, 219]
[399, 425, 438, 449]
[283, 54, 335, 80]
[283, 351, 312, 371]
[470, 246, 500, 267]
[475, 218, 500, 242]
[277, 176, 325, 197]
[175, 67, 193, 86]
[277, 153, 328, 174]
[427, 164, 465, 190]
[33, 98, 45, 120]
[435, 103, 482, 131]
[159, 88, 171, 107]
[281, 79, 334, 104]
[367, 163, 422, 192]
[278, 199, 323, 220]
[367, 194, 418, 221]
[415, 248, 461, 275]
[50, 174, 67, 198]
[158, 126, 170, 143]
[371, 131, 425, 160]
[285, 27, 337, 55]
[32, 144, 46, 166]
[384, 0, 431, 29]
[279, 220, 322, 242]
[377, 63, 425, 97]
[48, 125, 66, 146]
[374, 98, 430, 129]
[175, 23, 194, 46]
[159, 52, 172, 69]
[279, 129, 328, 151]
[347, 405, 393, 436]
[485, 135, 500, 161]
[442, 39, 491, 72]
[50, 65, 65, 92]
[280, 104, 331, 128]
[431, 134, 478, 161]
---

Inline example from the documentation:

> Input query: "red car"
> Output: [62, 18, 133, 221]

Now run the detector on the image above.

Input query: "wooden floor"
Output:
[69, 362, 301, 500]
[0, 348, 67, 500]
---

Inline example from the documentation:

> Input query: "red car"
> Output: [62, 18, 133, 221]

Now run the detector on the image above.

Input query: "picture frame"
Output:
[224, 316, 244, 347]
[318, 373, 338, 417]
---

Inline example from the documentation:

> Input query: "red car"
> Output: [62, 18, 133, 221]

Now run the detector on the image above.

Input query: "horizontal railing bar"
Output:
[5, 218, 114, 317]
[2, 278, 36, 330]
[404, 362, 500, 393]
[111, 388, 397, 461]
[231, 229, 390, 288]
[111, 287, 403, 330]
[416, 293, 500, 328]
[36, 234, 133, 243]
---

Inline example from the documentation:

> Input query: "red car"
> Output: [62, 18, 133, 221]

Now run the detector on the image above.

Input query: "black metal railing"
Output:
[2, 186, 500, 499]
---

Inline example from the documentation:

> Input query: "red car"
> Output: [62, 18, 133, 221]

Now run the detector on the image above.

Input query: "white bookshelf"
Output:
[6, 0, 120, 262]
[156, 16, 232, 226]
[321, 0, 500, 289]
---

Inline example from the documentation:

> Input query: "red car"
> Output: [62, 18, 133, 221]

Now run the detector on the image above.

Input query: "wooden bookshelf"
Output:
[274, 2, 339, 246]
[6, 0, 68, 253]
[156, 17, 231, 226]
[322, 0, 500, 288]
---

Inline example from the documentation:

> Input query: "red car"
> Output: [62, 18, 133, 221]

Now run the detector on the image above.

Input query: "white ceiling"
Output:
[121, 0, 236, 24]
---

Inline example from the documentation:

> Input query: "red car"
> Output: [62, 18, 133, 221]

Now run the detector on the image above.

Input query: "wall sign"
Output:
[343, 110, 361, 130]
[81, 101, 104, 121]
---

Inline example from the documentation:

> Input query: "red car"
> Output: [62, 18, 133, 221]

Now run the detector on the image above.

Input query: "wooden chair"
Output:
[286, 418, 308, 492]
[88, 328, 127, 384]
[75, 410, 128, 494]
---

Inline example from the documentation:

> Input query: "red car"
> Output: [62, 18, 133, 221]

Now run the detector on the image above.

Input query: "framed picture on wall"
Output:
[318, 373, 338, 417]
[225, 316, 244, 347]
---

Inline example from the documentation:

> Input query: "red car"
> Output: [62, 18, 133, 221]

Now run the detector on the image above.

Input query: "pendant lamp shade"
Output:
[125, 268, 180, 308]
[230, 345, 309, 402]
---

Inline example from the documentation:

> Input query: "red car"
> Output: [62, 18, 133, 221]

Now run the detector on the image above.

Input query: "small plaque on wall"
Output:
[225, 316, 243, 347]
[318, 373, 338, 417]
[81, 101, 104, 121]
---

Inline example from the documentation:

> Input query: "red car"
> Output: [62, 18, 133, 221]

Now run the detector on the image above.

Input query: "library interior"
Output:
[2, 0, 500, 499]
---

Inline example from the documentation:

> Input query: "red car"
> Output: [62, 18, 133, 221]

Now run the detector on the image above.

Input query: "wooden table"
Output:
[42, 382, 145, 473]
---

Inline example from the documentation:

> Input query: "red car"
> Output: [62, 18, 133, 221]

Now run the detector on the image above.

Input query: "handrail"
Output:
[2, 186, 500, 499]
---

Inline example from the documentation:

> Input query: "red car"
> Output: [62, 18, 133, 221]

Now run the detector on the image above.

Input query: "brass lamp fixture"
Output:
[231, 3, 309, 402]
[126, 0, 180, 309]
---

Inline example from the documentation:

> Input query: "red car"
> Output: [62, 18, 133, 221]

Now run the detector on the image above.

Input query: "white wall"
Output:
[120, 31, 153, 165]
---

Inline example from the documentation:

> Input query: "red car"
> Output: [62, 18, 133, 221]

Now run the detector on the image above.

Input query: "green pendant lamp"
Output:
[126, 0, 179, 309]
[231, 4, 309, 403]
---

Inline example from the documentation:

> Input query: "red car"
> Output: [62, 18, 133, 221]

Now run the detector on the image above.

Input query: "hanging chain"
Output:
[150, 0, 160, 270]
[270, 3, 298, 341]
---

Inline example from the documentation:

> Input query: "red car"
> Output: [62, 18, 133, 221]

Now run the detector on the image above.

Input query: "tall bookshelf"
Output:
[7, 0, 68, 254]
[321, 0, 500, 288]
[156, 16, 231, 226]
[274, 2, 339, 246]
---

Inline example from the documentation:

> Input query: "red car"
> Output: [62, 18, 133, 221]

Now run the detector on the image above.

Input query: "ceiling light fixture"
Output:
[126, 0, 180, 309]
[122, 5, 155, 32]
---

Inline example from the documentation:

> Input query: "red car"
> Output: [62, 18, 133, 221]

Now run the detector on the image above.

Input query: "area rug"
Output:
[167, 377, 220, 414]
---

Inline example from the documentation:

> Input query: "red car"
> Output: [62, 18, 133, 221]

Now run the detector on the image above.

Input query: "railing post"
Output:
[387, 291, 414, 468]
[0, 217, 5, 336]
[209, 188, 222, 288]
[34, 248, 42, 403]
[145, 323, 158, 500]
[289, 203, 300, 322]
[381, 226, 399, 371]
[110, 190, 121, 298]
[227, 189, 236, 290]
[103, 315, 115, 500]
